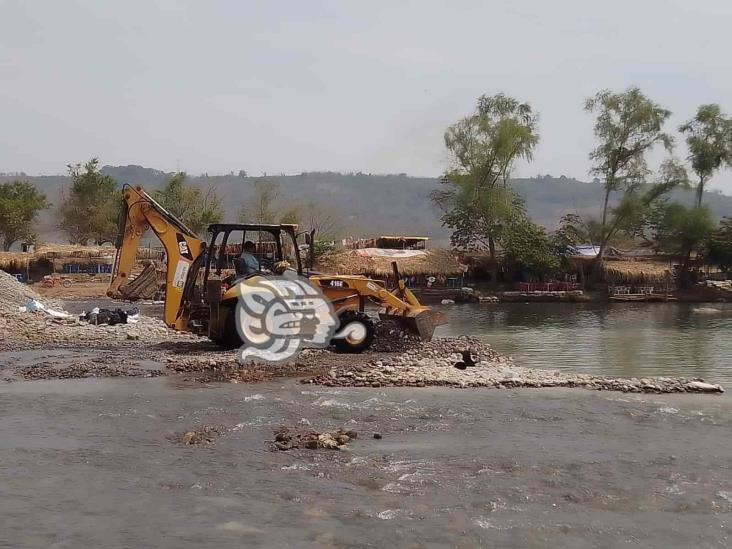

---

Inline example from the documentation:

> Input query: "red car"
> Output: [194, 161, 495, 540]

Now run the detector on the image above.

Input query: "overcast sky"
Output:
[1, 0, 731, 191]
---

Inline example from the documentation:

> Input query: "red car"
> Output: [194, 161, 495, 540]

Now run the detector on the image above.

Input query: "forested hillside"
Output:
[3, 166, 732, 244]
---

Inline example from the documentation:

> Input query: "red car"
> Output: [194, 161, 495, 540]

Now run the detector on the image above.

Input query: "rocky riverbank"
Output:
[0, 270, 201, 349]
[303, 337, 725, 393]
[0, 272, 725, 393]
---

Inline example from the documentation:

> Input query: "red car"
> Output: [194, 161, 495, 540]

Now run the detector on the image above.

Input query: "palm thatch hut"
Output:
[602, 258, 673, 285]
[317, 248, 464, 285]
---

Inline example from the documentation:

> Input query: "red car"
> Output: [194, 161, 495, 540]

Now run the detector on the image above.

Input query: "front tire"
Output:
[333, 311, 375, 353]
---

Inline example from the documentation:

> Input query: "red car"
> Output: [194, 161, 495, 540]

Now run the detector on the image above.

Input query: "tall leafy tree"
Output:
[502, 217, 559, 280]
[58, 158, 119, 245]
[679, 104, 732, 207]
[552, 213, 603, 248]
[708, 217, 732, 275]
[431, 93, 540, 283]
[584, 87, 676, 264]
[154, 172, 223, 234]
[648, 202, 714, 281]
[0, 180, 49, 251]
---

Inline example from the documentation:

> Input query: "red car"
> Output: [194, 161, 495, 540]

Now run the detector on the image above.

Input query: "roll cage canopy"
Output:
[203, 223, 303, 280]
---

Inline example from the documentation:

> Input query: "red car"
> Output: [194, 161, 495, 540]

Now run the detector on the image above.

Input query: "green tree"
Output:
[552, 213, 603, 248]
[601, 160, 688, 249]
[0, 180, 49, 251]
[502, 218, 559, 280]
[58, 158, 119, 245]
[154, 172, 223, 234]
[585, 87, 674, 264]
[649, 202, 715, 284]
[708, 217, 732, 274]
[431, 93, 540, 284]
[679, 104, 732, 207]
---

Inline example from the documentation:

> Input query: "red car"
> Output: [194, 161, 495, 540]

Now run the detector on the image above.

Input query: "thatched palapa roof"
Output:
[318, 248, 464, 277]
[602, 259, 672, 284]
[0, 244, 162, 271]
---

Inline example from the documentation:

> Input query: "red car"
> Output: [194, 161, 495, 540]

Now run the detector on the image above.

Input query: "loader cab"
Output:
[181, 223, 306, 341]
[202, 223, 303, 287]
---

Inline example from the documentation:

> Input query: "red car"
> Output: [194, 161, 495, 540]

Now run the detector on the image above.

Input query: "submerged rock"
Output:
[172, 425, 227, 445]
[269, 426, 358, 451]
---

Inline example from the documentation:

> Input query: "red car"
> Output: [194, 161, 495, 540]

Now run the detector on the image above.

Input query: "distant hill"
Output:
[2, 166, 732, 246]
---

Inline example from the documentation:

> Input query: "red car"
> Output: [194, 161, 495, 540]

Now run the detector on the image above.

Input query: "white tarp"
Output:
[19, 299, 72, 319]
[354, 248, 426, 258]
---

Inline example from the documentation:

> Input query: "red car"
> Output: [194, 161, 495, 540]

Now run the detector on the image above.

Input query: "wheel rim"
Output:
[344, 321, 367, 345]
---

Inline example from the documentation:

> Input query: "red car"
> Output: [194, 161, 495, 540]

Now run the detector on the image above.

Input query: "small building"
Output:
[341, 235, 429, 251]
[374, 236, 428, 250]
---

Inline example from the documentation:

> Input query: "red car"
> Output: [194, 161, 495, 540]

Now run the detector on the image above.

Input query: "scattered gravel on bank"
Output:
[1, 272, 725, 396]
[15, 361, 167, 381]
[305, 336, 725, 394]
[0, 270, 202, 348]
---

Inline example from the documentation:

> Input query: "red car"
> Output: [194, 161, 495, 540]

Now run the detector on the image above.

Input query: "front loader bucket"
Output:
[381, 309, 447, 341]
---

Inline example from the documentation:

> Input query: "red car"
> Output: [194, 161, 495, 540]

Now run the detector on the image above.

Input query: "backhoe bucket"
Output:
[117, 262, 160, 301]
[381, 309, 447, 341]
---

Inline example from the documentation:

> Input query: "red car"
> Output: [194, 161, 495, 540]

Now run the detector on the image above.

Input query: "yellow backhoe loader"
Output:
[108, 185, 445, 352]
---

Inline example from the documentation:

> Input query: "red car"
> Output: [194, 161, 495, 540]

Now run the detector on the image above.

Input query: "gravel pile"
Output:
[0, 270, 201, 347]
[0, 270, 57, 311]
[306, 336, 725, 394]
[369, 320, 424, 352]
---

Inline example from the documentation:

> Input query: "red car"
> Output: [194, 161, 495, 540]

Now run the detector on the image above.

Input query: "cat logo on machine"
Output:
[176, 233, 193, 260]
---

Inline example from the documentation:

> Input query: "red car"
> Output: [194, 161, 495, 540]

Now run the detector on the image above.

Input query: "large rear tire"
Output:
[219, 303, 243, 349]
[332, 310, 375, 353]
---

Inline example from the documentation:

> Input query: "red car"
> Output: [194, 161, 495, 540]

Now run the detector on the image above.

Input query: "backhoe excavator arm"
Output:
[108, 185, 206, 330]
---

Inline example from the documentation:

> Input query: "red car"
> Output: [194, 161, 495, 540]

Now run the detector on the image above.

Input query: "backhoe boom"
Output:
[108, 185, 205, 330]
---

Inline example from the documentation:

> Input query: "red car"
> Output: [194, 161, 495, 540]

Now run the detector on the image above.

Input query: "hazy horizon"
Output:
[2, 0, 731, 190]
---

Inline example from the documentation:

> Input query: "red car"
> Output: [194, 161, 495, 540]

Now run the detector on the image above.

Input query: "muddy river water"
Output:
[1, 377, 731, 547]
[1, 302, 732, 547]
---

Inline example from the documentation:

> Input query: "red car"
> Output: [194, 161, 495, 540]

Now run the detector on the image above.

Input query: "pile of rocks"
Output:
[306, 336, 725, 394]
[369, 320, 424, 352]
[268, 426, 358, 451]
